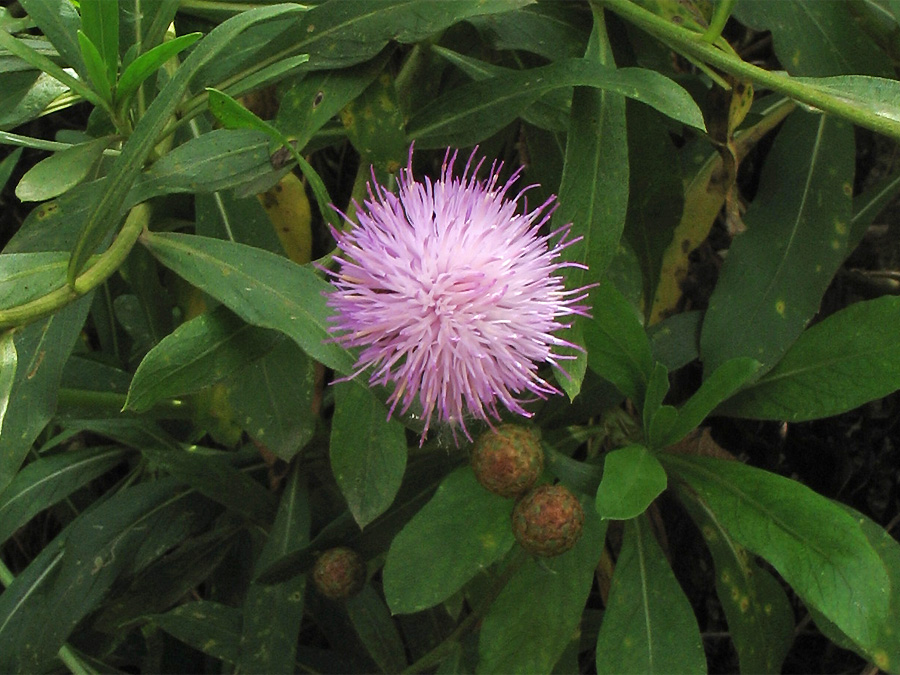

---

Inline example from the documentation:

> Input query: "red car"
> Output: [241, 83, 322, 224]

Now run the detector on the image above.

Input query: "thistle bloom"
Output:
[326, 148, 590, 443]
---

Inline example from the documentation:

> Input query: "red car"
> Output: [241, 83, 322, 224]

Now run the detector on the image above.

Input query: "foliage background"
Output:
[1, 0, 900, 673]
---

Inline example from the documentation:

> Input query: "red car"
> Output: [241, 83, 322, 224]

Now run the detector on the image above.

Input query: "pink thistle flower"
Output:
[326, 148, 591, 444]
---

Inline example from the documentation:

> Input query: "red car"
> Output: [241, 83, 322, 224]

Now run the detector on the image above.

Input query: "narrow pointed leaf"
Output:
[126, 306, 281, 413]
[660, 454, 891, 651]
[718, 296, 900, 421]
[700, 112, 854, 375]
[383, 467, 515, 614]
[0, 298, 92, 494]
[478, 496, 606, 673]
[595, 516, 706, 674]
[583, 282, 653, 404]
[0, 446, 127, 545]
[331, 380, 407, 528]
[140, 231, 355, 374]
[115, 33, 202, 108]
[67, 4, 305, 283]
[409, 58, 704, 147]
[674, 482, 794, 674]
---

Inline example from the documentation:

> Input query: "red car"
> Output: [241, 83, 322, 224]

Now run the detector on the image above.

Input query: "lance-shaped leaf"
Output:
[383, 467, 515, 614]
[717, 295, 900, 422]
[660, 454, 891, 651]
[595, 516, 707, 674]
[140, 231, 355, 375]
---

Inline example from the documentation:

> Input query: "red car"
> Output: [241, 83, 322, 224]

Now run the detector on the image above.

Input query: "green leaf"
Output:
[700, 112, 854, 375]
[275, 52, 386, 151]
[717, 295, 900, 421]
[0, 70, 69, 130]
[0, 446, 126, 545]
[346, 587, 409, 673]
[674, 481, 794, 674]
[622, 104, 684, 318]
[808, 505, 900, 673]
[383, 467, 515, 614]
[331, 380, 407, 528]
[153, 601, 242, 665]
[0, 147, 22, 190]
[553, 9, 628, 399]
[467, 2, 590, 60]
[0, 330, 15, 436]
[282, 0, 532, 71]
[478, 496, 606, 673]
[796, 75, 900, 128]
[340, 68, 407, 170]
[0, 479, 200, 672]
[595, 445, 667, 520]
[206, 87, 337, 230]
[126, 306, 281, 413]
[18, 0, 85, 77]
[115, 32, 202, 110]
[138, 128, 276, 198]
[642, 361, 670, 433]
[733, 0, 893, 77]
[659, 454, 891, 651]
[195, 187, 282, 253]
[0, 298, 92, 494]
[0, 252, 67, 309]
[595, 516, 707, 674]
[649, 357, 760, 448]
[140, 231, 356, 375]
[241, 464, 310, 673]
[15, 136, 110, 202]
[67, 3, 305, 283]
[227, 339, 317, 461]
[431, 46, 570, 133]
[76, 30, 112, 103]
[583, 282, 653, 405]
[648, 310, 701, 372]
[408, 59, 704, 148]
[141, 446, 277, 524]
[79, 0, 118, 83]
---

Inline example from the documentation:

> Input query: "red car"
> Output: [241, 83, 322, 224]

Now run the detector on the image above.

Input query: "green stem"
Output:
[701, 0, 737, 44]
[401, 549, 528, 674]
[0, 203, 151, 330]
[597, 0, 900, 141]
[0, 130, 121, 155]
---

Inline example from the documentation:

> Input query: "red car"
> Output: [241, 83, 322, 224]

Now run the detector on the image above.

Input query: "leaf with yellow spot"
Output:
[674, 478, 793, 673]
[595, 515, 706, 674]
[256, 172, 313, 264]
[340, 69, 408, 172]
[649, 99, 794, 325]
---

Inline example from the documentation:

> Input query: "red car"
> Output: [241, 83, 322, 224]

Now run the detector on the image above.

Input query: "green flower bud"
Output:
[512, 484, 584, 557]
[471, 424, 544, 498]
[312, 547, 366, 600]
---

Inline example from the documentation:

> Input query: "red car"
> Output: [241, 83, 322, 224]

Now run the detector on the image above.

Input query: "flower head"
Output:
[326, 148, 590, 443]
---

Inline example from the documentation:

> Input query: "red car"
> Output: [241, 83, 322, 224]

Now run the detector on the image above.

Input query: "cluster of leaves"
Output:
[1, 0, 900, 672]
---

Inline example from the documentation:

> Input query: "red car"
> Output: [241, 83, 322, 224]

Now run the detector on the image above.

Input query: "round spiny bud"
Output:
[312, 547, 366, 600]
[471, 424, 544, 498]
[512, 484, 584, 557]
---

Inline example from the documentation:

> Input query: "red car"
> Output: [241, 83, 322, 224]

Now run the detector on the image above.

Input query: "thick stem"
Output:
[0, 203, 151, 330]
[597, 0, 900, 141]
